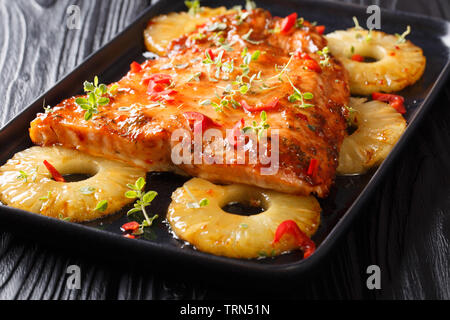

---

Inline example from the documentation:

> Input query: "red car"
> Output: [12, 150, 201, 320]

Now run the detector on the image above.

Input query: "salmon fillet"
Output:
[30, 9, 350, 197]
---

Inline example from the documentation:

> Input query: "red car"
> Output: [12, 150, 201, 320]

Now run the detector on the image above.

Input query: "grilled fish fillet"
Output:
[30, 9, 349, 197]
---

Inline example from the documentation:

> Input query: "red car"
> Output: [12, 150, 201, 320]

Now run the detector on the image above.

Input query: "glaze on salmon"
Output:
[30, 9, 350, 197]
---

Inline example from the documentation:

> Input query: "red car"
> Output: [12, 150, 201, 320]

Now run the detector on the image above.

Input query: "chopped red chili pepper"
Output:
[121, 221, 140, 233]
[315, 25, 326, 35]
[280, 13, 298, 33]
[295, 52, 313, 60]
[43, 160, 66, 182]
[372, 92, 406, 114]
[147, 81, 165, 93]
[351, 54, 364, 62]
[307, 158, 319, 177]
[205, 48, 215, 61]
[130, 61, 142, 73]
[241, 98, 280, 112]
[304, 59, 322, 73]
[145, 74, 176, 101]
[145, 73, 172, 85]
[227, 118, 245, 147]
[183, 112, 221, 132]
[272, 220, 316, 258]
[123, 234, 136, 239]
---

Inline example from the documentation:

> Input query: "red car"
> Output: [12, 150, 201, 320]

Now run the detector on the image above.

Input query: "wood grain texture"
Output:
[0, 0, 449, 300]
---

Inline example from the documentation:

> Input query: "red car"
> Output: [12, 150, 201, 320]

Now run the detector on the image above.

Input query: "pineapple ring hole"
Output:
[220, 190, 269, 217]
[222, 201, 266, 216]
[50, 159, 100, 183]
[348, 45, 385, 63]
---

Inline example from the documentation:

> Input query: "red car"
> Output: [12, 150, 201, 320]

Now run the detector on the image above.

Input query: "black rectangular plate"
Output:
[1, 0, 449, 279]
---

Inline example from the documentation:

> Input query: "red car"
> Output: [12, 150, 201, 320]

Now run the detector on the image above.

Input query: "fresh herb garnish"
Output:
[396, 25, 411, 44]
[243, 111, 270, 138]
[125, 177, 159, 229]
[58, 214, 71, 222]
[75, 76, 115, 121]
[183, 185, 210, 209]
[317, 47, 331, 67]
[207, 22, 227, 32]
[95, 200, 108, 212]
[270, 54, 294, 81]
[352, 16, 363, 30]
[287, 76, 315, 109]
[187, 72, 202, 82]
[245, 0, 257, 11]
[235, 7, 251, 25]
[80, 186, 96, 195]
[185, 0, 202, 16]
[39, 191, 52, 201]
[242, 29, 263, 45]
[17, 170, 29, 183]
[296, 17, 305, 29]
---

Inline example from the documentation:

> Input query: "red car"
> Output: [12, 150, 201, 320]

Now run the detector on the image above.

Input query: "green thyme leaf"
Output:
[95, 200, 108, 212]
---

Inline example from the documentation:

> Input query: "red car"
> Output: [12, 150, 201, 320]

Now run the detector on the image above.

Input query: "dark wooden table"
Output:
[0, 0, 449, 300]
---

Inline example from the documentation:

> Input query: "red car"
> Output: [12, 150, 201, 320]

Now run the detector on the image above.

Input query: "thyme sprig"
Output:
[317, 47, 331, 67]
[396, 25, 411, 44]
[125, 177, 159, 231]
[185, 0, 202, 16]
[243, 111, 270, 138]
[75, 76, 116, 121]
[183, 185, 209, 209]
[287, 76, 315, 109]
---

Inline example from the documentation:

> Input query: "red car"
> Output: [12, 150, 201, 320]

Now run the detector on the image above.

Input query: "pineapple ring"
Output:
[337, 98, 407, 175]
[0, 146, 146, 222]
[326, 28, 426, 95]
[144, 7, 231, 56]
[168, 178, 321, 259]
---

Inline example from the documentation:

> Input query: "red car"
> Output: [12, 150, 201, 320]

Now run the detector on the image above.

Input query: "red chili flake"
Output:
[389, 52, 396, 57]
[123, 234, 136, 239]
[281, 12, 298, 33]
[206, 189, 214, 195]
[130, 61, 142, 73]
[272, 220, 316, 259]
[315, 25, 326, 35]
[295, 52, 313, 60]
[43, 160, 66, 182]
[227, 118, 245, 147]
[372, 92, 406, 114]
[304, 59, 322, 73]
[183, 112, 222, 132]
[241, 98, 280, 112]
[307, 158, 319, 177]
[351, 54, 364, 62]
[296, 113, 308, 122]
[205, 48, 215, 61]
[121, 221, 140, 233]
[144, 73, 172, 85]
[147, 81, 165, 93]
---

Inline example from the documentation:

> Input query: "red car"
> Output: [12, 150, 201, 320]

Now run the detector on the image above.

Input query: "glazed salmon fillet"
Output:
[30, 9, 350, 197]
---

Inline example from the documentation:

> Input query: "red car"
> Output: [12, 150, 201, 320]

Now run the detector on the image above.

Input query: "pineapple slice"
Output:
[326, 28, 426, 95]
[337, 98, 407, 175]
[0, 146, 146, 222]
[144, 7, 231, 56]
[168, 178, 321, 259]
